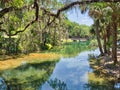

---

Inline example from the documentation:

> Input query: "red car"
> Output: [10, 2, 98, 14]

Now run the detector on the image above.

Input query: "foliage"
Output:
[64, 19, 91, 38]
[0, 0, 120, 89]
[89, 39, 98, 48]
[45, 43, 53, 50]
[89, 2, 120, 64]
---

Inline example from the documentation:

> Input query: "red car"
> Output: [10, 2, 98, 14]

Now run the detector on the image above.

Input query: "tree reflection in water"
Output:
[0, 60, 58, 90]
[48, 78, 67, 90]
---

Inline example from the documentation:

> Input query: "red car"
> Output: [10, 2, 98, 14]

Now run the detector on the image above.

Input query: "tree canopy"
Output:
[0, 0, 120, 64]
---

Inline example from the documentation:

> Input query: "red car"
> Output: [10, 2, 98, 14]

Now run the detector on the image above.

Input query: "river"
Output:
[40, 49, 100, 90]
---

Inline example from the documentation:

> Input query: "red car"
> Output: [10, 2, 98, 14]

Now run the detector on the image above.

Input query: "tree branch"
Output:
[1, 0, 39, 36]
[0, 28, 7, 33]
[0, 0, 120, 36]
[0, 6, 28, 18]
[41, 0, 120, 18]
[0, 7, 14, 18]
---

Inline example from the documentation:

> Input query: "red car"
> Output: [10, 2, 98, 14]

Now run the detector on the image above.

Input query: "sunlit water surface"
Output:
[40, 49, 100, 90]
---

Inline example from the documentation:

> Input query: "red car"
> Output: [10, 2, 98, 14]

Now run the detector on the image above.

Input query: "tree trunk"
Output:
[106, 24, 111, 55]
[103, 36, 107, 54]
[95, 19, 104, 56]
[53, 27, 57, 46]
[8, 34, 12, 54]
[112, 22, 117, 65]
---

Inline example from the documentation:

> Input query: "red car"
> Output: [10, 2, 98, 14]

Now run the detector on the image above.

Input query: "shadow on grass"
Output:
[84, 81, 115, 90]
[0, 60, 58, 90]
[88, 55, 119, 90]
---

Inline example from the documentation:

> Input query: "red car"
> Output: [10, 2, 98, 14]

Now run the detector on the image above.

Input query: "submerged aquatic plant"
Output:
[0, 60, 58, 90]
[49, 41, 92, 57]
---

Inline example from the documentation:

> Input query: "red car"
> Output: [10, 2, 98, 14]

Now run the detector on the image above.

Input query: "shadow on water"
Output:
[0, 60, 58, 90]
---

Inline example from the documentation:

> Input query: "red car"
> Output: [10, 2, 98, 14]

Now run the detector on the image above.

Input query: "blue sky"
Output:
[67, 8, 94, 26]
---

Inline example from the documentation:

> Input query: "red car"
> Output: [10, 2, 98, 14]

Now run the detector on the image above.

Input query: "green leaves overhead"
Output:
[12, 0, 24, 8]
[0, 0, 13, 7]
[0, 0, 25, 8]
[15, 10, 24, 19]
[25, 0, 34, 5]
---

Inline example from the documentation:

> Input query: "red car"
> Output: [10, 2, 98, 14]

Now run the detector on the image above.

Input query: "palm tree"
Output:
[89, 6, 104, 56]
[108, 3, 120, 64]
[89, 2, 120, 64]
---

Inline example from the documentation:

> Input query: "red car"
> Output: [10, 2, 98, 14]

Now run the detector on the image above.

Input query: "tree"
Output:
[89, 5, 104, 55]
[89, 2, 120, 64]
[0, 0, 120, 57]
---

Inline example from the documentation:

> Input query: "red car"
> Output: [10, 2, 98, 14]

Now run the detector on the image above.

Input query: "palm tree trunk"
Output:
[112, 22, 117, 65]
[95, 19, 104, 56]
[106, 24, 111, 55]
[103, 36, 107, 54]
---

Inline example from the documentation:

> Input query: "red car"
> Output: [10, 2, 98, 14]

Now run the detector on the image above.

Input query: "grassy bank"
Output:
[0, 40, 94, 90]
[0, 53, 60, 89]
[0, 53, 60, 70]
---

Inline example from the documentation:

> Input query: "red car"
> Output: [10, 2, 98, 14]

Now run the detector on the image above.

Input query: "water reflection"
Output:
[1, 48, 113, 90]
[0, 60, 58, 90]
[40, 49, 100, 90]
[48, 78, 67, 90]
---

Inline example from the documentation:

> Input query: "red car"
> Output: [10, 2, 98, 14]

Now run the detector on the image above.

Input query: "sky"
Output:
[67, 8, 94, 26]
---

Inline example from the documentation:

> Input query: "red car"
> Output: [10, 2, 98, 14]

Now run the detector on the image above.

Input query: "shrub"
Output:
[45, 43, 52, 50]
[89, 39, 98, 47]
[40, 43, 53, 50]
[0, 49, 6, 55]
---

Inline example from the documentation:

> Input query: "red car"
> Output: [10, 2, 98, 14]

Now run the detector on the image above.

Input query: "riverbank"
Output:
[0, 41, 94, 90]
[0, 41, 92, 70]
[0, 53, 60, 70]
[88, 54, 120, 88]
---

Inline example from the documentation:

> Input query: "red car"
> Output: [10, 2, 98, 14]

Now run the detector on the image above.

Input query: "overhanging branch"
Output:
[0, 6, 28, 18]
[0, 0, 120, 36]
[0, 7, 14, 18]
[0, 0, 39, 36]
[41, 0, 120, 18]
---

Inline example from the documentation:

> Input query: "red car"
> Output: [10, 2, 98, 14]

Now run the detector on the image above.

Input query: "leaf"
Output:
[12, 0, 24, 8]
